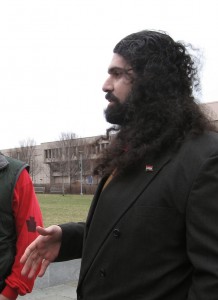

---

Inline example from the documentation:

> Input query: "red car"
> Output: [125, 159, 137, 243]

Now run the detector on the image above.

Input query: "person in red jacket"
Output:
[0, 154, 43, 300]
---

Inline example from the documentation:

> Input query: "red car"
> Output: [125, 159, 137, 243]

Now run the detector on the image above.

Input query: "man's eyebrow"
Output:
[108, 67, 132, 74]
[108, 67, 122, 73]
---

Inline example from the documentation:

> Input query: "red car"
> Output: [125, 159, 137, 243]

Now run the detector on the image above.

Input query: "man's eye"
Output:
[113, 71, 122, 77]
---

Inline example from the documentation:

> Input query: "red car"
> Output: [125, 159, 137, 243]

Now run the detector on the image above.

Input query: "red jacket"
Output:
[1, 169, 43, 300]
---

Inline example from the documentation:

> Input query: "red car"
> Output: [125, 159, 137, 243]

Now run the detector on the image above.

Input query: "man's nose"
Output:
[102, 77, 113, 93]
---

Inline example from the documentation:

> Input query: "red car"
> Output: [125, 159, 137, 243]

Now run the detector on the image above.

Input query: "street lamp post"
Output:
[79, 151, 83, 195]
[30, 159, 34, 183]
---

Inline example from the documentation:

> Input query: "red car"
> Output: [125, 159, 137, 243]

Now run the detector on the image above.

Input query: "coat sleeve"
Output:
[186, 154, 218, 299]
[2, 169, 43, 300]
[56, 222, 85, 262]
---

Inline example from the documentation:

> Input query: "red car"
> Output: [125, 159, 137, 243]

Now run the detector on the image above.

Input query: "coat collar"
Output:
[79, 152, 172, 284]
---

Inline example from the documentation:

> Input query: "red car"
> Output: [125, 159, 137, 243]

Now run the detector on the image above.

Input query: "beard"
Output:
[104, 92, 130, 125]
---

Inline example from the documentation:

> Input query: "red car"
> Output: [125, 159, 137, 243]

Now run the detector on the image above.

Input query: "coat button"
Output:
[113, 228, 121, 238]
[100, 268, 106, 277]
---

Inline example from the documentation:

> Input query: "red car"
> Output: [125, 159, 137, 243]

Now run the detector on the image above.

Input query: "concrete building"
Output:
[1, 134, 111, 194]
[1, 101, 218, 194]
[201, 101, 218, 127]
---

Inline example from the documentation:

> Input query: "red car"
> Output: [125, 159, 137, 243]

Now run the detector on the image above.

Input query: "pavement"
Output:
[17, 281, 78, 300]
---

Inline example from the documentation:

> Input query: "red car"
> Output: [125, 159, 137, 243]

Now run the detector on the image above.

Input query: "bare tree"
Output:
[49, 132, 77, 194]
[9, 138, 41, 182]
[49, 132, 93, 194]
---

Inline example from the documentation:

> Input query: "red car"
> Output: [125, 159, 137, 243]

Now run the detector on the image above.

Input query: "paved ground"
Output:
[17, 281, 78, 300]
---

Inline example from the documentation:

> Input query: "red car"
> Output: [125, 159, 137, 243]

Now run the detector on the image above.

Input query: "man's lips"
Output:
[105, 93, 118, 103]
[105, 94, 112, 102]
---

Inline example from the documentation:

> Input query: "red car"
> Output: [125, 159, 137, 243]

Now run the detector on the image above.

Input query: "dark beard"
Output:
[104, 92, 130, 125]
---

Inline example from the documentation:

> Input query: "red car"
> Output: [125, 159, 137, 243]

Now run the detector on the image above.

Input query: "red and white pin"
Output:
[145, 165, 153, 172]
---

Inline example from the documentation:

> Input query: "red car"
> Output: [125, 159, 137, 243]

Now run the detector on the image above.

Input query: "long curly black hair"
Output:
[94, 30, 215, 176]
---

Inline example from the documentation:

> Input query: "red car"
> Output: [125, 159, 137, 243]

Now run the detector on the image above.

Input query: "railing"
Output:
[50, 186, 63, 194]
[34, 186, 46, 193]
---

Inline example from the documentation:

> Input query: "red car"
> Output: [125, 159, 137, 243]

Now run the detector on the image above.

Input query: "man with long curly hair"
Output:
[21, 30, 218, 299]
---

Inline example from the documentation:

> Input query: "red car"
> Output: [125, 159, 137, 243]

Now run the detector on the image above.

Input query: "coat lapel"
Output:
[79, 153, 171, 284]
[84, 176, 109, 235]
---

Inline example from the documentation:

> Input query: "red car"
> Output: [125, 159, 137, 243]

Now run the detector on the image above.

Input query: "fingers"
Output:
[20, 226, 50, 265]
[21, 247, 43, 277]
[38, 259, 51, 277]
[20, 241, 37, 264]
[20, 225, 62, 279]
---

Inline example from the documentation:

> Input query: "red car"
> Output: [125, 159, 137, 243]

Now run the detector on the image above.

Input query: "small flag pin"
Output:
[145, 165, 153, 172]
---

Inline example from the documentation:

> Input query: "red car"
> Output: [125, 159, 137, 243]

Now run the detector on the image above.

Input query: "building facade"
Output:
[1, 135, 111, 194]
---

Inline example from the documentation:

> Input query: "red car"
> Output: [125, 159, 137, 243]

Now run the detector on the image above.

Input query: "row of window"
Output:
[44, 142, 109, 160]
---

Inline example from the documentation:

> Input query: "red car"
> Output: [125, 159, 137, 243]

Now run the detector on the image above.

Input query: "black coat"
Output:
[59, 131, 218, 300]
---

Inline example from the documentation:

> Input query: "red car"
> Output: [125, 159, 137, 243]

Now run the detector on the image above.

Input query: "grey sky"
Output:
[0, 0, 217, 149]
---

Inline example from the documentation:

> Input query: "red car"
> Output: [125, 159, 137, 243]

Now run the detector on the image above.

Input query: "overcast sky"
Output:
[0, 0, 217, 150]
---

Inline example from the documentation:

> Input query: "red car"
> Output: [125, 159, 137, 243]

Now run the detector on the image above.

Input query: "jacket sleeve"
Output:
[2, 169, 43, 300]
[56, 222, 85, 262]
[186, 154, 218, 299]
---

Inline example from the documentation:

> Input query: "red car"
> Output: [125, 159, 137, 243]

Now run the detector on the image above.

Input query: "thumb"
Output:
[36, 225, 60, 236]
[36, 226, 52, 236]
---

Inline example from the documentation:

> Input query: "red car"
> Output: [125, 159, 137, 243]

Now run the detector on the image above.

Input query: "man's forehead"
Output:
[108, 53, 130, 70]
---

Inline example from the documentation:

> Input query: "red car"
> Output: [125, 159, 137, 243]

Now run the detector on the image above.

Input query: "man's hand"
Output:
[20, 225, 62, 278]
